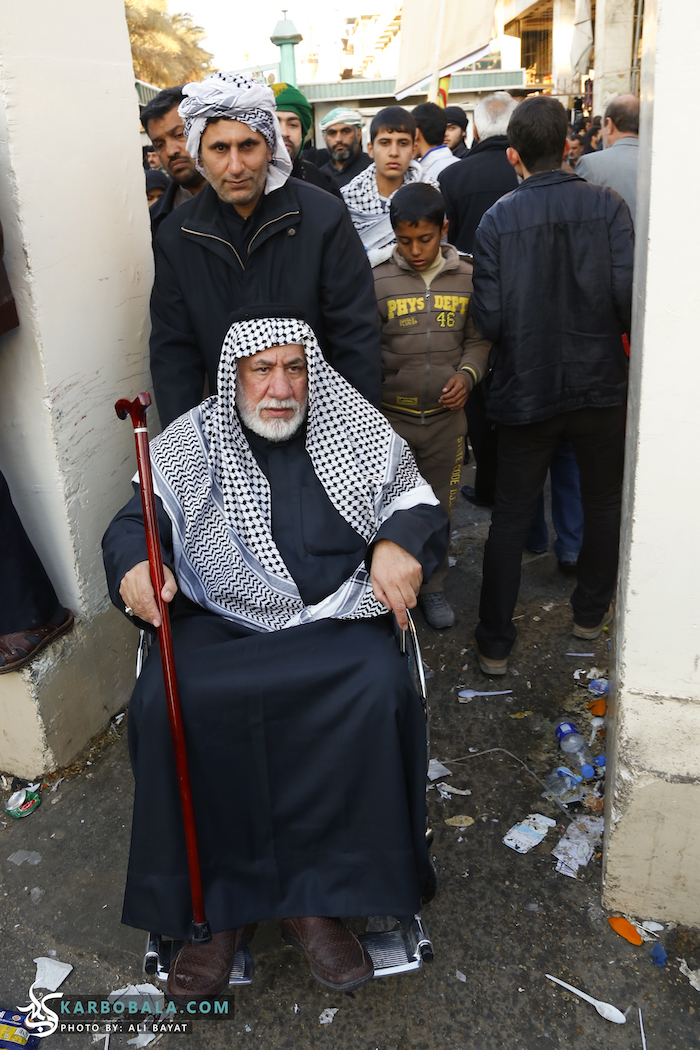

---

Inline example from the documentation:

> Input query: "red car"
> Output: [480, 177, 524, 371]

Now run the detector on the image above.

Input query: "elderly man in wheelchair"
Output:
[102, 310, 447, 1002]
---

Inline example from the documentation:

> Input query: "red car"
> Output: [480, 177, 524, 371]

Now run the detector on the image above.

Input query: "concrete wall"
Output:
[593, 0, 635, 114]
[603, 0, 700, 925]
[0, 0, 154, 776]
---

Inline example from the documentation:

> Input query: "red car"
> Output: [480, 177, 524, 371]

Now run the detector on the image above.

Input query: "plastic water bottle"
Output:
[554, 718, 595, 778]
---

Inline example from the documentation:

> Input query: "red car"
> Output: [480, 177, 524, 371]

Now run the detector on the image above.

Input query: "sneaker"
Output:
[419, 592, 455, 629]
[573, 604, 613, 640]
[475, 644, 508, 676]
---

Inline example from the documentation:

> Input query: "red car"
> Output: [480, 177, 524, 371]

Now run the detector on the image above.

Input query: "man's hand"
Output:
[119, 561, 178, 628]
[370, 539, 423, 631]
[438, 371, 472, 410]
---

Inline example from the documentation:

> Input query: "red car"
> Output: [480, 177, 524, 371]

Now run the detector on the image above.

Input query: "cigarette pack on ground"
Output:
[503, 813, 556, 854]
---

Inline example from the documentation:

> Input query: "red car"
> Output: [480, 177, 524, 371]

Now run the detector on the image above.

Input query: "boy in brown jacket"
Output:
[373, 183, 490, 628]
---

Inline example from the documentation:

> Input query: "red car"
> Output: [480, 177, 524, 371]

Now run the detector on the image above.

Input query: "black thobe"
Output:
[102, 427, 448, 939]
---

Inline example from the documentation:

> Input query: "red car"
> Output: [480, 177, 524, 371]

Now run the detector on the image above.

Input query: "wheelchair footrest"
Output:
[144, 933, 255, 987]
[358, 915, 433, 978]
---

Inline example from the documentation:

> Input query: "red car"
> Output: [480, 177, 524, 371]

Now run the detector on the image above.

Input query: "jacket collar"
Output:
[178, 181, 301, 268]
[468, 135, 510, 155]
[391, 241, 462, 275]
[515, 169, 581, 191]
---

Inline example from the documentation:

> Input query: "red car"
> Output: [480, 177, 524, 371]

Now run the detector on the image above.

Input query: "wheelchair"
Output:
[137, 610, 436, 987]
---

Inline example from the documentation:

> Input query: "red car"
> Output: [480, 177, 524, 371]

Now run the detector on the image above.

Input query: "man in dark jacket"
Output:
[318, 108, 372, 189]
[273, 82, 341, 198]
[151, 72, 381, 427]
[439, 92, 519, 508]
[443, 106, 469, 159]
[141, 86, 206, 240]
[438, 91, 518, 254]
[471, 95, 634, 675]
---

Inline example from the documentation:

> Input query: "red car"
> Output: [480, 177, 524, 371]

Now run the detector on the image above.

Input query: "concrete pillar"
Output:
[0, 0, 153, 776]
[592, 0, 635, 115]
[602, 0, 700, 926]
[552, 0, 577, 101]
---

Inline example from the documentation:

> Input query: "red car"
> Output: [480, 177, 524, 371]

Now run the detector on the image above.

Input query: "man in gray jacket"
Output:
[576, 94, 639, 224]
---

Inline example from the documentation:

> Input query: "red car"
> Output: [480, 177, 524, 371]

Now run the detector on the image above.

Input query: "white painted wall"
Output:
[603, 0, 700, 925]
[0, 0, 155, 773]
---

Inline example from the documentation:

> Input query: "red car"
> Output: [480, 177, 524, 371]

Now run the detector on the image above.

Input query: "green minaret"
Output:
[270, 11, 302, 87]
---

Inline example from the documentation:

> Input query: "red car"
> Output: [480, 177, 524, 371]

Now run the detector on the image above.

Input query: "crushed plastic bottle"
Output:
[554, 718, 595, 778]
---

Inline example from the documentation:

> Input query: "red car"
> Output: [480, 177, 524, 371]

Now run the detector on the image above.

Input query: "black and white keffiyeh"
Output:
[341, 160, 440, 266]
[179, 71, 292, 192]
[146, 317, 438, 633]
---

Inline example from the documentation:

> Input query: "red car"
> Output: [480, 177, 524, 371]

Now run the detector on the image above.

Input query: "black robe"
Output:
[102, 427, 448, 939]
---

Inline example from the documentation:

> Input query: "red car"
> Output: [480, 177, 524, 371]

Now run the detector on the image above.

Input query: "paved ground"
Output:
[1, 459, 698, 1049]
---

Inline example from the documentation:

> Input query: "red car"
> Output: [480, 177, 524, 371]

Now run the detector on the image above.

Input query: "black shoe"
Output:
[460, 485, 493, 508]
[558, 557, 578, 574]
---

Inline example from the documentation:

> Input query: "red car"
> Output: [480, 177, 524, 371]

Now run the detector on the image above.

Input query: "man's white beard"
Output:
[236, 388, 307, 441]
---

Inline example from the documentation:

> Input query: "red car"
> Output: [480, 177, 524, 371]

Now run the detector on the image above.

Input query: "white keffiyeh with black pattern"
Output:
[145, 317, 438, 633]
[341, 160, 440, 266]
[179, 71, 292, 192]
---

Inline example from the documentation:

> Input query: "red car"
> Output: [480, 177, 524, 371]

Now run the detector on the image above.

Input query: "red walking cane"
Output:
[116, 392, 211, 945]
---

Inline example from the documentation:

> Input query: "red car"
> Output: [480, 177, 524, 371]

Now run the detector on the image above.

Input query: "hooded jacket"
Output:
[373, 244, 491, 422]
[150, 179, 382, 426]
[472, 169, 634, 426]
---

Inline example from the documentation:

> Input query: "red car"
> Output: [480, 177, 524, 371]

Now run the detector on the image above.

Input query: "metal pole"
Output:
[630, 0, 645, 95]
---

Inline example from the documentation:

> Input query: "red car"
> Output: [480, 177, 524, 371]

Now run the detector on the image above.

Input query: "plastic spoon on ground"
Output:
[545, 974, 627, 1024]
[458, 689, 513, 699]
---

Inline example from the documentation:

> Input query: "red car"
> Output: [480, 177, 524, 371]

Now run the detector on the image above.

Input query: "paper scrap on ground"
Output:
[680, 959, 700, 991]
[456, 969, 467, 983]
[503, 813, 556, 854]
[427, 759, 451, 781]
[641, 921, 664, 933]
[458, 688, 513, 701]
[445, 815, 475, 827]
[126, 1034, 156, 1047]
[437, 784, 452, 800]
[567, 652, 594, 657]
[437, 782, 471, 796]
[34, 956, 73, 991]
[319, 1008, 338, 1025]
[8, 850, 41, 866]
[552, 816, 604, 877]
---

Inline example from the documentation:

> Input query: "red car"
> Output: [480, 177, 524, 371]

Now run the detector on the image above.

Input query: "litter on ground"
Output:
[319, 1008, 338, 1025]
[8, 850, 41, 866]
[33, 957, 73, 991]
[680, 959, 700, 991]
[608, 916, 643, 945]
[552, 815, 604, 877]
[427, 759, 451, 781]
[445, 815, 475, 827]
[503, 813, 556, 854]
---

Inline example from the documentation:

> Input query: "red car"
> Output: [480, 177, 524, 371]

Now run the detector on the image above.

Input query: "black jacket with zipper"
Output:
[150, 179, 381, 426]
[472, 169, 634, 425]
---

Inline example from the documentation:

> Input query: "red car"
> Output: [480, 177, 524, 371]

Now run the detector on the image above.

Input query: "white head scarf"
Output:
[179, 71, 293, 193]
[147, 316, 438, 632]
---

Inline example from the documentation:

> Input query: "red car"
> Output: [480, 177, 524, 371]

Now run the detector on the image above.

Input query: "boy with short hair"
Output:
[373, 183, 491, 628]
[342, 106, 440, 267]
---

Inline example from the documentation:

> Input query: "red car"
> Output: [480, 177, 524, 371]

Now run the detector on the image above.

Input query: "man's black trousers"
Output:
[475, 405, 626, 659]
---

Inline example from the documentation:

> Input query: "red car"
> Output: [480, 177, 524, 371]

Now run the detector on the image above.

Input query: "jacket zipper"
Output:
[248, 211, 299, 254]
[181, 227, 245, 271]
[421, 287, 432, 423]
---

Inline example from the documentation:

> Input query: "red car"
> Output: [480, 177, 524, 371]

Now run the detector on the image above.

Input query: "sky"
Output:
[168, 0, 349, 75]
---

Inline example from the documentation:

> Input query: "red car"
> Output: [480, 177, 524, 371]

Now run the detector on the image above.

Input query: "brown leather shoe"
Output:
[167, 924, 257, 1003]
[280, 916, 373, 991]
[0, 609, 74, 674]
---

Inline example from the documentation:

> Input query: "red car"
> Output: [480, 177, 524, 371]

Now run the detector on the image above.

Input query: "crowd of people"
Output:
[2, 68, 638, 1003]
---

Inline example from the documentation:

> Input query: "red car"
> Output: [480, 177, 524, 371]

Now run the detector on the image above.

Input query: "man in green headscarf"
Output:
[273, 82, 341, 197]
